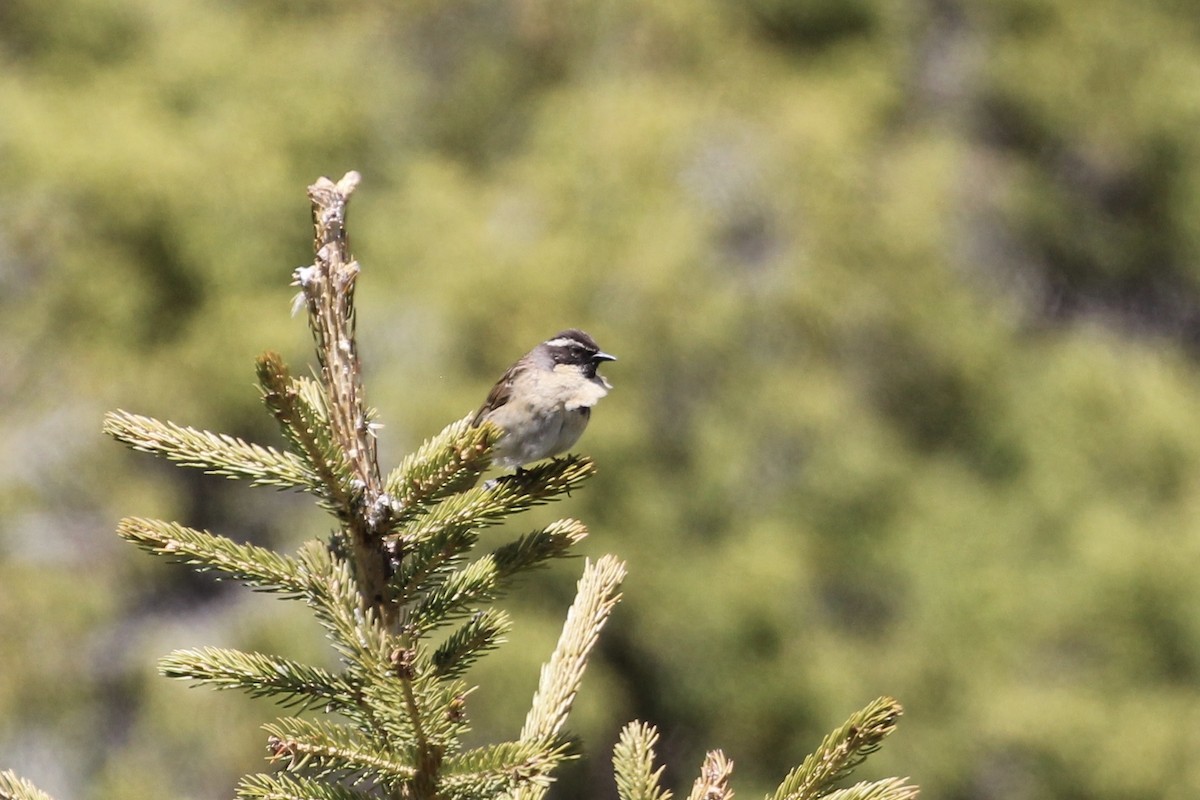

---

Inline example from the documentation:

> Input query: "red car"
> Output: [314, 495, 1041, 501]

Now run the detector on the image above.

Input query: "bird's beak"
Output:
[594, 351, 617, 363]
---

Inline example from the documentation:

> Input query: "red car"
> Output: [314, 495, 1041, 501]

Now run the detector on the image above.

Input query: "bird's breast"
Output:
[545, 365, 610, 411]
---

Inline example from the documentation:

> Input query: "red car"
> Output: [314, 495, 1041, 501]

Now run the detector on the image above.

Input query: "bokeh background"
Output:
[4, 1, 1200, 798]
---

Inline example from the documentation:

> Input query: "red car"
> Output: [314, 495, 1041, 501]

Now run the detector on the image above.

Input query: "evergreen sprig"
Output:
[116, 517, 313, 596]
[237, 773, 377, 800]
[440, 741, 568, 800]
[770, 696, 904, 800]
[255, 354, 356, 515]
[406, 517, 586, 636]
[393, 456, 596, 549]
[612, 722, 671, 800]
[685, 750, 733, 800]
[491, 519, 589, 578]
[508, 555, 628, 800]
[409, 557, 503, 630]
[390, 525, 480, 606]
[300, 545, 391, 669]
[519, 555, 627, 745]
[159, 647, 357, 711]
[264, 716, 417, 787]
[431, 608, 512, 679]
[822, 778, 918, 800]
[0, 770, 55, 800]
[386, 416, 499, 520]
[103, 410, 319, 491]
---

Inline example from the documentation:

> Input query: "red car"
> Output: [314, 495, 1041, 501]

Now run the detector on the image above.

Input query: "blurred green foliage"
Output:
[3, 0, 1200, 798]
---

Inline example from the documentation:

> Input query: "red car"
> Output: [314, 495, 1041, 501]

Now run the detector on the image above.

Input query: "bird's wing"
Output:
[470, 364, 518, 426]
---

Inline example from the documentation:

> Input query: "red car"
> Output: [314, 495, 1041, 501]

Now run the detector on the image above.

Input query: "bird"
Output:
[470, 329, 616, 469]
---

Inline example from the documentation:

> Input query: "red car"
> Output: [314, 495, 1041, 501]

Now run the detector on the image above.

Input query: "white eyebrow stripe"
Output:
[545, 337, 585, 349]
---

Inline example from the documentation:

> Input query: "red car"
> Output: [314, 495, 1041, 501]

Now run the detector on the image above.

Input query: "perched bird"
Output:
[470, 329, 616, 468]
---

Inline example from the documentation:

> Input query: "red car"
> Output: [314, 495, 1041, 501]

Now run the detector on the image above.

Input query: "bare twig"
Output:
[294, 171, 394, 622]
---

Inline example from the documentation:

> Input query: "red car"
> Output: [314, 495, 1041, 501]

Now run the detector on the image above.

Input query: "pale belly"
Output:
[491, 404, 591, 467]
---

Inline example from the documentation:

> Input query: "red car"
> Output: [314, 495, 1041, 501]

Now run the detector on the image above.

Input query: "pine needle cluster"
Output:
[6, 173, 917, 800]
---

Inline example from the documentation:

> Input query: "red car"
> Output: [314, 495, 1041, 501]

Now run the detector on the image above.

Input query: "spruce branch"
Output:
[519, 555, 627, 743]
[395, 456, 596, 549]
[507, 555, 627, 800]
[391, 509, 585, 619]
[302, 546, 391, 669]
[237, 773, 378, 800]
[344, 655, 432, 750]
[392, 526, 480, 606]
[256, 352, 355, 513]
[103, 410, 319, 491]
[440, 740, 570, 800]
[431, 608, 512, 679]
[399, 522, 588, 669]
[116, 517, 313, 595]
[490, 519, 589, 579]
[159, 647, 358, 711]
[386, 416, 499, 521]
[295, 545, 426, 745]
[395, 673, 444, 798]
[264, 716, 417, 787]
[409, 557, 501, 630]
[0, 770, 54, 800]
[484, 456, 597, 510]
[822, 778, 918, 800]
[685, 750, 734, 800]
[770, 697, 904, 800]
[613, 722, 672, 800]
[298, 547, 466, 761]
[298, 548, 470, 778]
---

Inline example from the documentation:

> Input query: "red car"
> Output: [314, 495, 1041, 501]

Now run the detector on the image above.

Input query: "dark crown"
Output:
[542, 329, 614, 368]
